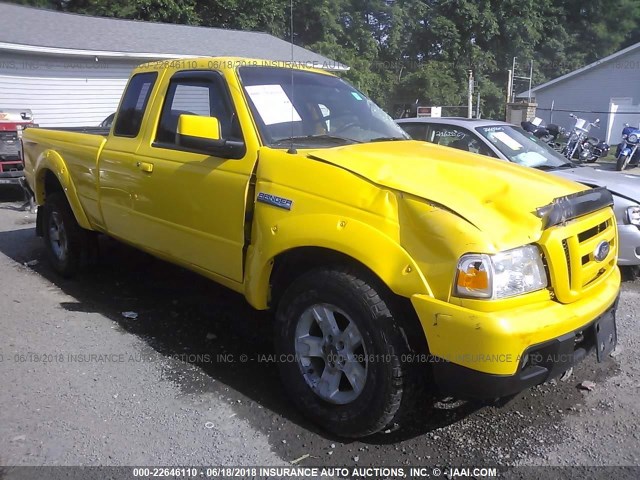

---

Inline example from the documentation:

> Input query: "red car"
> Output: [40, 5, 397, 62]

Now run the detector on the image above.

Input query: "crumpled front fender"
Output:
[243, 213, 432, 310]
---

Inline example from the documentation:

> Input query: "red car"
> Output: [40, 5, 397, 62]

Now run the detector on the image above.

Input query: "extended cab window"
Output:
[155, 71, 242, 147]
[113, 72, 157, 137]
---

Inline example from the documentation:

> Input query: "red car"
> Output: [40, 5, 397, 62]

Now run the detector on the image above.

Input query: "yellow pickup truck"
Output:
[22, 57, 620, 437]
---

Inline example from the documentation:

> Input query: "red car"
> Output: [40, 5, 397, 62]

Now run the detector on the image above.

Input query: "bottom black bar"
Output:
[1, 466, 639, 480]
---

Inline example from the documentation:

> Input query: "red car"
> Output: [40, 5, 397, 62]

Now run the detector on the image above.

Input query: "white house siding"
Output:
[0, 52, 143, 127]
[529, 47, 640, 145]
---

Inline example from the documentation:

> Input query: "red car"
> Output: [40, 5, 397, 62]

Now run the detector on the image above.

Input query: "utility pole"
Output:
[467, 70, 474, 119]
[511, 57, 517, 100]
[476, 89, 481, 119]
[528, 60, 534, 103]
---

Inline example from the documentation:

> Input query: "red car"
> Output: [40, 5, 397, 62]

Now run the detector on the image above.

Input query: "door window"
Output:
[398, 123, 428, 140]
[155, 71, 242, 148]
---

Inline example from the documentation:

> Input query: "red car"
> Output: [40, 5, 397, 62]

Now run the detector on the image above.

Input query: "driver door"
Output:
[133, 70, 254, 283]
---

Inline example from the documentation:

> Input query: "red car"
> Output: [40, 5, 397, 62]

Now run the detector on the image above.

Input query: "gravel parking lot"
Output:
[0, 186, 639, 478]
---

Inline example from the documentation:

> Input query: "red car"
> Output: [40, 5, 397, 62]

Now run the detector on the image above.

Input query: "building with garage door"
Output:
[0, 3, 345, 127]
[518, 41, 640, 145]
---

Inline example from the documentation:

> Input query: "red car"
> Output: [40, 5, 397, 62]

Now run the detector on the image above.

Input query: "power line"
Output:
[537, 107, 640, 115]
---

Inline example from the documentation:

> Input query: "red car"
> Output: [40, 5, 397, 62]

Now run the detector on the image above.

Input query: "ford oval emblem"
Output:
[594, 241, 610, 262]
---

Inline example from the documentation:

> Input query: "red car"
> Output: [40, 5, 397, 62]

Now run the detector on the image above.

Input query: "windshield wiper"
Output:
[534, 162, 576, 171]
[556, 162, 576, 169]
[271, 134, 360, 147]
[369, 136, 409, 143]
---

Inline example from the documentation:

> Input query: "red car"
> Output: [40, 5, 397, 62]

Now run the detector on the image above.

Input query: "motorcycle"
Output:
[521, 117, 565, 151]
[562, 114, 609, 163]
[615, 124, 640, 171]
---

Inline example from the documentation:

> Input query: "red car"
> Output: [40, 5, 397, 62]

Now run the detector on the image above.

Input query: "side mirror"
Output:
[177, 114, 223, 146]
[176, 114, 245, 159]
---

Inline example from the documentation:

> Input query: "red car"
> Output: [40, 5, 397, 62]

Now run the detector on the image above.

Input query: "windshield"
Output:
[476, 125, 572, 170]
[238, 66, 409, 148]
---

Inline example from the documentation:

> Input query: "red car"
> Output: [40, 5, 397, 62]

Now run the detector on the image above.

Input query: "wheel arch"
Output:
[268, 246, 430, 352]
[33, 150, 92, 230]
[243, 214, 433, 311]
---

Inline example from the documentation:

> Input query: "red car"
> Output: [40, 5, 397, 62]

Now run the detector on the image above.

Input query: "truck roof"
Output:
[135, 57, 336, 76]
[0, 109, 34, 123]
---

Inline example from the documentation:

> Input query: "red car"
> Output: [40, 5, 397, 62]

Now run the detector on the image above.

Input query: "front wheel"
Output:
[274, 267, 418, 437]
[617, 154, 631, 171]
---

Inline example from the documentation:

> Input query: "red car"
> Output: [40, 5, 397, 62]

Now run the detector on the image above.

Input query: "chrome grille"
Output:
[0, 132, 20, 160]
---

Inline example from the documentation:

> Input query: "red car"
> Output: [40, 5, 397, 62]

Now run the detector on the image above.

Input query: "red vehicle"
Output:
[0, 109, 34, 186]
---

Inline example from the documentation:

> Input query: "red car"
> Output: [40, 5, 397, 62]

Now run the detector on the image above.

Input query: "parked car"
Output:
[23, 58, 620, 437]
[397, 117, 640, 272]
[0, 108, 34, 186]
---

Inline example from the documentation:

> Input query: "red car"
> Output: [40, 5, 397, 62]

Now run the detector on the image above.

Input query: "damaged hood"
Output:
[308, 140, 589, 250]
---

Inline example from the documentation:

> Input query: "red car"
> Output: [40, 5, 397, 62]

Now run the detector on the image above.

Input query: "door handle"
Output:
[136, 161, 154, 173]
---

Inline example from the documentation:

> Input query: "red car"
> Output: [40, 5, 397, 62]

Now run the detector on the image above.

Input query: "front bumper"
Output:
[411, 266, 620, 398]
[429, 299, 618, 399]
[0, 169, 25, 185]
[617, 223, 640, 266]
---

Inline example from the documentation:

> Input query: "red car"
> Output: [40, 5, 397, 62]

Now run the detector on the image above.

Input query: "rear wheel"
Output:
[42, 192, 85, 277]
[275, 266, 419, 437]
[617, 154, 630, 171]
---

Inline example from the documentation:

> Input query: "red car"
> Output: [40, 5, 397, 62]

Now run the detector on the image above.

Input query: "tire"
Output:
[621, 266, 639, 282]
[42, 192, 84, 277]
[617, 154, 630, 171]
[274, 266, 419, 437]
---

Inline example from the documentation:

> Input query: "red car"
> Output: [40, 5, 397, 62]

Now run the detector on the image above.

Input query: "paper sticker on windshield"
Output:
[492, 131, 523, 150]
[435, 130, 465, 139]
[351, 92, 363, 101]
[245, 85, 302, 125]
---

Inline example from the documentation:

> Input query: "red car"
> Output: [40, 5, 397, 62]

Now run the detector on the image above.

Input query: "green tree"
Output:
[8, 0, 640, 120]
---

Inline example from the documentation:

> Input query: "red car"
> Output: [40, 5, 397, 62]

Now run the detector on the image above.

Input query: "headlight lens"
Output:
[455, 245, 548, 299]
[628, 133, 638, 143]
[627, 206, 640, 226]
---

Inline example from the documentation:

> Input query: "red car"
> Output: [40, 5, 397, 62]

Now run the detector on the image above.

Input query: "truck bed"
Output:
[25, 125, 111, 136]
[21, 126, 108, 196]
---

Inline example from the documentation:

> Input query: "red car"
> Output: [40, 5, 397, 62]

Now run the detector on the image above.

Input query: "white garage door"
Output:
[607, 97, 640, 145]
[0, 52, 142, 127]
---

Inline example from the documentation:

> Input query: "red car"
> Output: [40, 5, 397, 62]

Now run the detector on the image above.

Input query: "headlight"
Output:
[455, 245, 548, 299]
[627, 206, 640, 226]
[628, 133, 638, 143]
